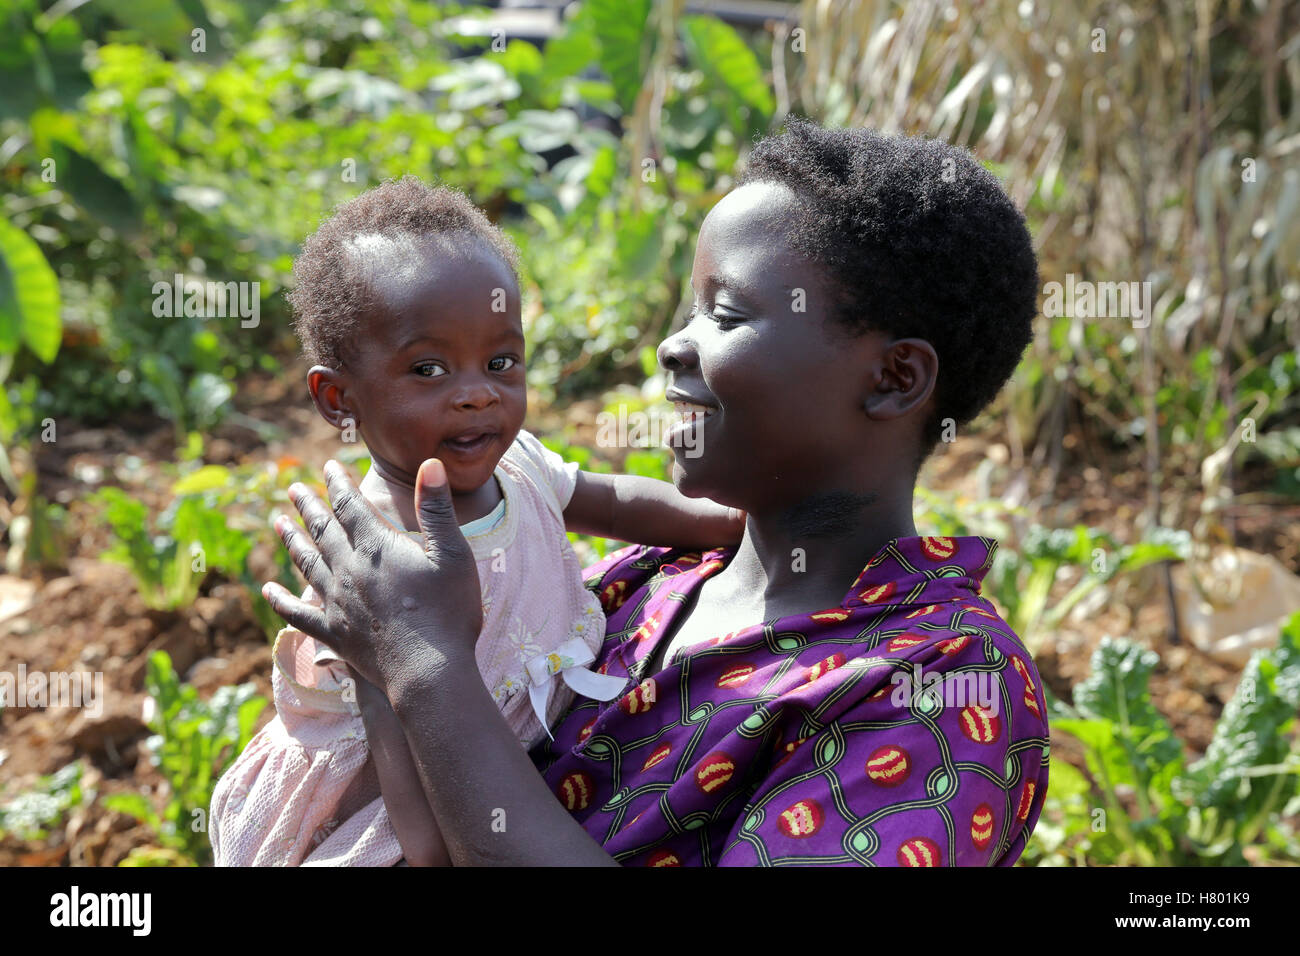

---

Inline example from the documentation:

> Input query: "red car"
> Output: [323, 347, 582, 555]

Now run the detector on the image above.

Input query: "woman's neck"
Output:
[715, 484, 918, 613]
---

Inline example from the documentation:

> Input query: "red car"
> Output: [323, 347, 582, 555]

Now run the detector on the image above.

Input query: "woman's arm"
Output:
[352, 671, 451, 867]
[564, 471, 744, 548]
[384, 646, 618, 866]
[263, 459, 619, 866]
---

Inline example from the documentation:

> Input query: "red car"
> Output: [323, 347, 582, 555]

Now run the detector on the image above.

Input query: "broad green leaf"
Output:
[0, 217, 61, 362]
[680, 15, 774, 120]
[1052, 718, 1116, 756]
[1071, 637, 1184, 787]
[171, 465, 232, 496]
[492, 109, 580, 153]
[56, 145, 142, 238]
[1053, 717, 1138, 790]
[1115, 540, 1185, 574]
[1073, 638, 1165, 729]
[615, 209, 663, 279]
[0, 6, 91, 119]
[490, 38, 544, 79]
[585, 146, 617, 200]
[1179, 611, 1300, 815]
[541, 12, 599, 81]
[1046, 759, 1091, 800]
[587, 0, 652, 114]
[185, 372, 232, 430]
[105, 0, 196, 58]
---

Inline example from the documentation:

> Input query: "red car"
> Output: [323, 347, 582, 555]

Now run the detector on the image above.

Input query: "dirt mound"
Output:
[0, 558, 272, 866]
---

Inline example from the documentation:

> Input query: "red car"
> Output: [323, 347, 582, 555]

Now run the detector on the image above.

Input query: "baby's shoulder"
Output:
[499, 427, 550, 474]
[497, 428, 580, 511]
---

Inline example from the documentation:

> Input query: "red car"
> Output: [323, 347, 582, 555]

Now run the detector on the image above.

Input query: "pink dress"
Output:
[209, 430, 619, 866]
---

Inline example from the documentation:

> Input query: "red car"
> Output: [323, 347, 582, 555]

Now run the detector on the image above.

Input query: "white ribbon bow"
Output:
[525, 637, 627, 741]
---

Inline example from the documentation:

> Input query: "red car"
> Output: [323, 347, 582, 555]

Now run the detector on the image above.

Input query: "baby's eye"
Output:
[489, 356, 518, 372]
[413, 362, 446, 377]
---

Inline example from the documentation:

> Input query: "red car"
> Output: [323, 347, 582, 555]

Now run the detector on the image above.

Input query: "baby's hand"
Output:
[695, 502, 746, 545]
[723, 507, 747, 543]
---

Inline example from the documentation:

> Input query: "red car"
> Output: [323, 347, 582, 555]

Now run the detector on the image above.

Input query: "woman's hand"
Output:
[262, 458, 482, 691]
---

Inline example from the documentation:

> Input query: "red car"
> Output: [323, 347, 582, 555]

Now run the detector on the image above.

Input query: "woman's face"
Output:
[658, 182, 886, 514]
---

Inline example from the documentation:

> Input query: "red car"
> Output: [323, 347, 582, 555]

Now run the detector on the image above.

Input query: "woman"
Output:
[255, 120, 1048, 866]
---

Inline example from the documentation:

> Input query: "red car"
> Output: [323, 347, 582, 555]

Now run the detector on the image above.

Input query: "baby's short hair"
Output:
[740, 119, 1039, 457]
[288, 175, 521, 368]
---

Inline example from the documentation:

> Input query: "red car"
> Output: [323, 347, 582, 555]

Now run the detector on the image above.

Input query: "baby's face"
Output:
[342, 236, 526, 494]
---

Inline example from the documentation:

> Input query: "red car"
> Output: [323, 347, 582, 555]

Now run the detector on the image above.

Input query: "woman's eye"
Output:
[413, 363, 446, 377]
[684, 305, 739, 329]
[489, 356, 517, 372]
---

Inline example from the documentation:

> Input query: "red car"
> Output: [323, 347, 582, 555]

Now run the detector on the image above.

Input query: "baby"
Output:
[209, 176, 742, 866]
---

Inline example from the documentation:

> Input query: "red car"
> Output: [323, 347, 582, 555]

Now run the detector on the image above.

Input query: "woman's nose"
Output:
[657, 327, 697, 372]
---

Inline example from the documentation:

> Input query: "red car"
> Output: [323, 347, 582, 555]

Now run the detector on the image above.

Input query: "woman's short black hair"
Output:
[740, 118, 1039, 457]
[288, 175, 520, 368]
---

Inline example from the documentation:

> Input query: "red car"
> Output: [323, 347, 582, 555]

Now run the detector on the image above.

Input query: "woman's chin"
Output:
[670, 459, 731, 505]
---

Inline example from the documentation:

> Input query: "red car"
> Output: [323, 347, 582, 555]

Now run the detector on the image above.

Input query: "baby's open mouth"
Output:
[442, 429, 499, 456]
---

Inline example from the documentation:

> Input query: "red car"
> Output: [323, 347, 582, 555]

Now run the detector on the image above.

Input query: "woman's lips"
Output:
[664, 402, 715, 453]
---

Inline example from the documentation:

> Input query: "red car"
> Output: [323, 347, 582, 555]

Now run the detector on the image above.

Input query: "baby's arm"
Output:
[563, 471, 745, 549]
[352, 671, 451, 867]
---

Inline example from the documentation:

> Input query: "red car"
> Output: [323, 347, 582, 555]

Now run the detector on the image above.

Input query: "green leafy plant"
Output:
[92, 486, 252, 611]
[168, 458, 319, 637]
[1174, 611, 1300, 857]
[915, 489, 1190, 652]
[93, 455, 312, 625]
[0, 215, 62, 570]
[0, 761, 88, 842]
[102, 650, 266, 866]
[1033, 612, 1300, 866]
[985, 525, 1190, 650]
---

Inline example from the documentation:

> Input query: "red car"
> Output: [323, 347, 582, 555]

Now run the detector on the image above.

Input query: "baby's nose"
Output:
[453, 379, 500, 408]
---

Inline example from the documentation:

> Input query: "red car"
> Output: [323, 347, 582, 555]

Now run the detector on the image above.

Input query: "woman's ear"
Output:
[861, 338, 938, 421]
[307, 365, 358, 430]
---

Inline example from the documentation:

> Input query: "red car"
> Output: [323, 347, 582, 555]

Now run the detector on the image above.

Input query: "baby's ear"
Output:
[307, 365, 356, 431]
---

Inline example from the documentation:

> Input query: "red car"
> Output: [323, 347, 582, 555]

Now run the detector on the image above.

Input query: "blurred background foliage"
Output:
[0, 0, 1294, 522]
[1, 0, 1296, 488]
[0, 0, 1298, 866]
